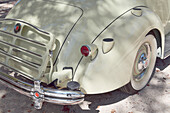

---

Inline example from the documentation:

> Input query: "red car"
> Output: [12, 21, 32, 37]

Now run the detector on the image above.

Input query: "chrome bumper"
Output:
[0, 64, 84, 109]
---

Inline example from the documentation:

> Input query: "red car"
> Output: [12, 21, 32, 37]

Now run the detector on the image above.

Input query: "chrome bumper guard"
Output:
[0, 65, 85, 109]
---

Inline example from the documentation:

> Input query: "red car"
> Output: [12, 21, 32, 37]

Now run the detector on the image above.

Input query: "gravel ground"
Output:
[0, 1, 170, 113]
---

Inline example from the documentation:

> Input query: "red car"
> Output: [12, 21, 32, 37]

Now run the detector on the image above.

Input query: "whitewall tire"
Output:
[120, 34, 157, 94]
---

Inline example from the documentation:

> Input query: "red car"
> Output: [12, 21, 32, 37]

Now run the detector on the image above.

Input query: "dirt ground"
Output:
[0, 0, 170, 113]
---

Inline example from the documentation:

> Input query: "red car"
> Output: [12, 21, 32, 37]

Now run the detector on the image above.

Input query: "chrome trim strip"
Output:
[0, 65, 84, 109]
[44, 97, 84, 105]
[0, 79, 31, 97]
[44, 90, 85, 98]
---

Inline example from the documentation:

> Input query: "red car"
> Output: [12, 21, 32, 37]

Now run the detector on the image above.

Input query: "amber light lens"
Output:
[81, 46, 90, 57]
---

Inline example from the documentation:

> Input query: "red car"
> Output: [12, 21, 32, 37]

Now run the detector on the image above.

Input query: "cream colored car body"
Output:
[1, 0, 170, 94]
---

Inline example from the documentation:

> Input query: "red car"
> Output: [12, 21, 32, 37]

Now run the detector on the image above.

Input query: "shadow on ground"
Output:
[0, 87, 129, 113]
[74, 90, 129, 113]
[156, 56, 170, 70]
[0, 57, 169, 113]
[37, 89, 129, 113]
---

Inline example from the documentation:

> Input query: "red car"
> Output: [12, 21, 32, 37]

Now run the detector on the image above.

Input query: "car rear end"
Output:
[0, 17, 84, 109]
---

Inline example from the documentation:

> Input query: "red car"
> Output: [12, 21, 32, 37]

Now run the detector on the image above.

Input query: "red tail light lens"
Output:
[34, 92, 40, 98]
[14, 23, 21, 33]
[81, 45, 90, 57]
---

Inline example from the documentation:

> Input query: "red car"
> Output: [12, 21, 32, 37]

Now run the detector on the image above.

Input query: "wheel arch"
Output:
[74, 7, 165, 94]
[147, 29, 165, 59]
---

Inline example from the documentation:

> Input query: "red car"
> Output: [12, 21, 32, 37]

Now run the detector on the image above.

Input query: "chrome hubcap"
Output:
[133, 43, 151, 81]
[137, 53, 148, 71]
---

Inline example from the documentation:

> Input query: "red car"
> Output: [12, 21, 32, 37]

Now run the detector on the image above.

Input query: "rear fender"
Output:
[74, 7, 164, 94]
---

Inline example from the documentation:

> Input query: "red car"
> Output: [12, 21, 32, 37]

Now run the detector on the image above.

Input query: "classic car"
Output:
[0, 0, 169, 109]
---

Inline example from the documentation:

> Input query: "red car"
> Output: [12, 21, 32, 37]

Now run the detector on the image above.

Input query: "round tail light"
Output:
[14, 23, 21, 33]
[81, 45, 90, 57]
[34, 92, 40, 98]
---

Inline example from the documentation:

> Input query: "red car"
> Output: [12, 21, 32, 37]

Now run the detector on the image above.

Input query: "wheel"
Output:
[120, 34, 157, 94]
